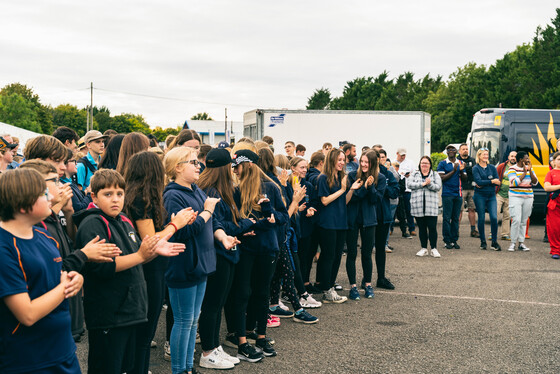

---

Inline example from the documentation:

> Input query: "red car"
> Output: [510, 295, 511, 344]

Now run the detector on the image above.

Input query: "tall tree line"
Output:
[307, 9, 560, 151]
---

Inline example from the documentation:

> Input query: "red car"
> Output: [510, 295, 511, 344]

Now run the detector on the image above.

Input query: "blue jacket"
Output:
[204, 186, 254, 264]
[233, 181, 289, 257]
[379, 165, 400, 224]
[163, 182, 219, 288]
[346, 171, 386, 228]
[473, 164, 499, 196]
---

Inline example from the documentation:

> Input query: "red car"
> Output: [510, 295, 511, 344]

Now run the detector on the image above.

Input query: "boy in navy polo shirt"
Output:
[0, 168, 83, 374]
[437, 145, 467, 249]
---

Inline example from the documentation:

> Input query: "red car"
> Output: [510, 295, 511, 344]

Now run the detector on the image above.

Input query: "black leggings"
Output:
[131, 265, 167, 374]
[317, 228, 346, 291]
[198, 255, 235, 351]
[298, 226, 320, 284]
[231, 251, 276, 338]
[346, 225, 375, 285]
[416, 216, 438, 249]
[270, 243, 302, 310]
[88, 325, 137, 374]
[374, 223, 390, 281]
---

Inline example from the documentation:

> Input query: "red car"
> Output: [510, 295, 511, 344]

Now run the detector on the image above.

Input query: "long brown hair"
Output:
[123, 151, 167, 229]
[197, 165, 240, 224]
[169, 129, 201, 150]
[116, 132, 150, 175]
[356, 150, 380, 186]
[322, 148, 345, 188]
[257, 147, 276, 176]
[236, 162, 264, 219]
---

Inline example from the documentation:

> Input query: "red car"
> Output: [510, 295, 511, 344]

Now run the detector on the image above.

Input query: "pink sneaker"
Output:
[267, 315, 281, 328]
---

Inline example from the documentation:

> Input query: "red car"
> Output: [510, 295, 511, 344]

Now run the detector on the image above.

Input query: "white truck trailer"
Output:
[243, 109, 431, 163]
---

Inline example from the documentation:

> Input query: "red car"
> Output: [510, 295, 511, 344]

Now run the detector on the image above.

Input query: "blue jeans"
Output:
[386, 203, 398, 245]
[169, 280, 207, 374]
[473, 192, 498, 243]
[442, 195, 462, 244]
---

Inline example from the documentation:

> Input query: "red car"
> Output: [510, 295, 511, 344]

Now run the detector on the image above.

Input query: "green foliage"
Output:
[51, 104, 90, 136]
[152, 126, 182, 142]
[306, 88, 332, 109]
[191, 112, 213, 120]
[430, 152, 446, 170]
[0, 83, 52, 133]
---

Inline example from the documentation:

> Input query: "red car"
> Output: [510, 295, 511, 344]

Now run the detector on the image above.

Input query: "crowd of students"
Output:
[0, 128, 559, 374]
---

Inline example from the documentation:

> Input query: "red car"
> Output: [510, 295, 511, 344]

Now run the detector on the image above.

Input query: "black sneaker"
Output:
[480, 242, 487, 250]
[305, 284, 322, 294]
[491, 241, 501, 251]
[224, 333, 238, 348]
[246, 331, 275, 345]
[444, 242, 454, 249]
[255, 338, 277, 357]
[376, 278, 395, 290]
[470, 230, 480, 238]
[237, 342, 263, 362]
[543, 235, 549, 243]
[402, 232, 412, 239]
[453, 243, 461, 249]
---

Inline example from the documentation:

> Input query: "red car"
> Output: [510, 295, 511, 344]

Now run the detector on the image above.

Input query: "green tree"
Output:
[0, 83, 52, 133]
[306, 88, 332, 109]
[0, 93, 41, 132]
[191, 112, 213, 120]
[152, 126, 182, 142]
[52, 104, 89, 135]
[93, 106, 113, 134]
[112, 113, 151, 135]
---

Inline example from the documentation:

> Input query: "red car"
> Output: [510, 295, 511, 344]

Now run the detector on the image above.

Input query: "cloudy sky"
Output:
[1, 1, 558, 128]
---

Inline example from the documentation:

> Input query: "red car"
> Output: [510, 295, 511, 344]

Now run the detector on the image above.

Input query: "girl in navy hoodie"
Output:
[230, 149, 289, 362]
[163, 147, 238, 374]
[345, 150, 387, 300]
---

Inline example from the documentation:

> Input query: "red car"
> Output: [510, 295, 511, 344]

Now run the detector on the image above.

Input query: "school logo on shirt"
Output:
[129, 232, 137, 243]
[53, 257, 62, 263]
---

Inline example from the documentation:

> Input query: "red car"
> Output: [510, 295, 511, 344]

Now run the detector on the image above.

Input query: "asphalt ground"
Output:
[76, 218, 560, 373]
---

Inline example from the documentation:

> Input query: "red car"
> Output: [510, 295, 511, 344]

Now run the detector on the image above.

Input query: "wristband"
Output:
[204, 209, 213, 215]
[168, 222, 178, 233]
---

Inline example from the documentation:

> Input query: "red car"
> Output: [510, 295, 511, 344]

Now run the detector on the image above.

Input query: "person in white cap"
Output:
[396, 147, 416, 236]
[76, 130, 107, 190]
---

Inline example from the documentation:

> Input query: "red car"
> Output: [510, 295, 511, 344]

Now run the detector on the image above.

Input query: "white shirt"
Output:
[398, 157, 416, 192]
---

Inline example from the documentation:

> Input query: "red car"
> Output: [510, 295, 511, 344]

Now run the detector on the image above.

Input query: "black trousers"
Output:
[88, 324, 137, 374]
[131, 265, 167, 374]
[416, 216, 438, 249]
[231, 251, 276, 337]
[298, 226, 320, 284]
[374, 223, 390, 281]
[346, 225, 375, 285]
[317, 228, 346, 291]
[290, 248, 306, 296]
[198, 255, 235, 351]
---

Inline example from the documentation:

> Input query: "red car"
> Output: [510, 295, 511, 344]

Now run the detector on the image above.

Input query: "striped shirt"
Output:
[507, 164, 537, 198]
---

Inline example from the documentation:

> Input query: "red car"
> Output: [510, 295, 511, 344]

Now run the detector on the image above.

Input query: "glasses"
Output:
[179, 159, 200, 167]
[45, 177, 61, 185]
[43, 187, 50, 201]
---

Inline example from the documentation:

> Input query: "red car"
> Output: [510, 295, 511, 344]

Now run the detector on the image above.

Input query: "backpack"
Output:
[77, 156, 97, 186]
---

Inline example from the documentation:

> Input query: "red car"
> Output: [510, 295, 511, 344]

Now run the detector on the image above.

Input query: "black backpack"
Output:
[77, 156, 97, 186]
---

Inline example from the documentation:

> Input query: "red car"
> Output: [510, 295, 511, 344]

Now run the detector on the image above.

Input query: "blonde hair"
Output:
[274, 154, 290, 170]
[231, 141, 257, 155]
[254, 140, 270, 151]
[475, 149, 488, 164]
[163, 146, 198, 182]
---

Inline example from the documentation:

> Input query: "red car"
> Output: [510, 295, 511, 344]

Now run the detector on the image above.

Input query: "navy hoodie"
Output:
[73, 207, 147, 330]
[233, 181, 289, 257]
[163, 182, 219, 288]
[204, 186, 254, 264]
[378, 164, 400, 224]
[346, 171, 387, 228]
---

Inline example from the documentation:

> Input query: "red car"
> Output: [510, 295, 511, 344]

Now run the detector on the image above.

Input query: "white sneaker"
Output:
[278, 300, 289, 311]
[322, 287, 347, 304]
[217, 345, 240, 365]
[299, 294, 322, 308]
[200, 348, 235, 369]
[430, 248, 441, 258]
[416, 248, 429, 257]
[385, 246, 393, 253]
[519, 243, 530, 251]
[164, 341, 171, 361]
[507, 243, 516, 252]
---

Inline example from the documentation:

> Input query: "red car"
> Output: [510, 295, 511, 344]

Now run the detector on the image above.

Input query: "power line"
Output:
[94, 87, 256, 108]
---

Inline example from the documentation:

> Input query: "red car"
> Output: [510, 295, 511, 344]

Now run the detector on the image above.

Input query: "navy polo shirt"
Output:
[437, 159, 463, 197]
[0, 226, 76, 373]
[317, 174, 348, 230]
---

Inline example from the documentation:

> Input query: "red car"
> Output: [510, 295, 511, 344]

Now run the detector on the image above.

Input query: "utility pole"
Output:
[224, 108, 228, 142]
[90, 82, 94, 130]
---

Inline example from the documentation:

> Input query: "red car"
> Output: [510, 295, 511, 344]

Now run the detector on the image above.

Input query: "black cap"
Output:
[0, 136, 17, 150]
[206, 148, 232, 168]
[232, 149, 259, 167]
